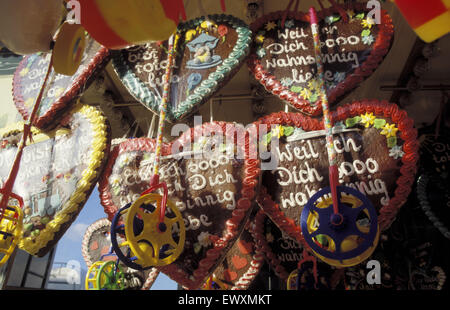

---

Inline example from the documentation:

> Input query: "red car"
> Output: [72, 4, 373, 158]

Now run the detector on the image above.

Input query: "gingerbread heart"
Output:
[252, 209, 304, 280]
[206, 219, 264, 290]
[247, 3, 393, 116]
[0, 104, 110, 256]
[112, 14, 252, 122]
[98, 122, 260, 289]
[81, 217, 160, 290]
[253, 100, 419, 244]
[13, 35, 110, 129]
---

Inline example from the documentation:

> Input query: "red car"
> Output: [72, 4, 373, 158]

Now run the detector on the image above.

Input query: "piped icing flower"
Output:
[360, 112, 376, 128]
[265, 21, 277, 31]
[255, 34, 265, 44]
[361, 17, 375, 29]
[272, 125, 284, 139]
[362, 34, 374, 45]
[389, 145, 405, 159]
[256, 47, 266, 58]
[198, 231, 213, 247]
[284, 19, 294, 28]
[380, 123, 398, 138]
[299, 88, 311, 100]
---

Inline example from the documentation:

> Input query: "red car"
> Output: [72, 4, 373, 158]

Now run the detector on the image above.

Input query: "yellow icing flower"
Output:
[265, 21, 277, 31]
[308, 79, 321, 92]
[185, 29, 197, 42]
[53, 87, 64, 98]
[361, 17, 375, 29]
[299, 88, 311, 100]
[380, 123, 398, 138]
[255, 34, 265, 44]
[20, 67, 29, 77]
[272, 125, 284, 139]
[25, 98, 35, 108]
[360, 112, 376, 128]
[200, 20, 216, 31]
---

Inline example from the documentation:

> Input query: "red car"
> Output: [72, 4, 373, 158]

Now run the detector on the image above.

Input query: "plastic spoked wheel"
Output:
[85, 261, 104, 290]
[53, 22, 86, 76]
[286, 269, 299, 290]
[97, 261, 126, 290]
[300, 186, 380, 268]
[202, 275, 228, 290]
[111, 194, 185, 269]
[0, 205, 23, 266]
[124, 193, 185, 268]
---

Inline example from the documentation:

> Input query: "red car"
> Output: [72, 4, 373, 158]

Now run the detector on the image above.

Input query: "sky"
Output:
[51, 185, 178, 290]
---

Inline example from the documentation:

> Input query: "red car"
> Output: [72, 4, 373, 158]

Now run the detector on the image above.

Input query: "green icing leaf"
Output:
[355, 13, 365, 19]
[283, 126, 294, 137]
[373, 118, 386, 129]
[290, 85, 302, 93]
[262, 132, 272, 146]
[309, 93, 318, 103]
[345, 116, 361, 128]
[361, 29, 371, 37]
[332, 15, 341, 23]
[387, 136, 397, 148]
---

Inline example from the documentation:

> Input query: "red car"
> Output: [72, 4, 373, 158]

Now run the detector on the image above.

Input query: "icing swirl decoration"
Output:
[98, 122, 260, 289]
[0, 104, 110, 256]
[247, 3, 394, 116]
[112, 14, 252, 122]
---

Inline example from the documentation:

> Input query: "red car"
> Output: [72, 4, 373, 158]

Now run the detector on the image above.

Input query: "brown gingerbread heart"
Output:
[252, 99, 419, 244]
[98, 122, 260, 289]
[13, 35, 110, 129]
[247, 2, 394, 116]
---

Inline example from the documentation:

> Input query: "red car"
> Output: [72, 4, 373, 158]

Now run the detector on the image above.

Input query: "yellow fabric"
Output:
[415, 10, 450, 42]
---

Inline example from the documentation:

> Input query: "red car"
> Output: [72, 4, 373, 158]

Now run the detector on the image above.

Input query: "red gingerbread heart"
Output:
[98, 122, 260, 289]
[252, 99, 419, 244]
[247, 2, 394, 116]
[206, 223, 264, 290]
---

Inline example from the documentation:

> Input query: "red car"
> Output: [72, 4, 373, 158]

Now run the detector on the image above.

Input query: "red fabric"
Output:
[79, 0, 129, 49]
[395, 0, 447, 28]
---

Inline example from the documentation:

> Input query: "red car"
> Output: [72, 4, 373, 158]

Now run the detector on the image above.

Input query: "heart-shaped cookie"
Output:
[253, 100, 419, 245]
[205, 217, 264, 290]
[252, 208, 304, 280]
[247, 3, 394, 116]
[112, 14, 252, 122]
[81, 217, 160, 290]
[410, 266, 446, 290]
[0, 104, 110, 257]
[98, 122, 260, 289]
[13, 35, 110, 129]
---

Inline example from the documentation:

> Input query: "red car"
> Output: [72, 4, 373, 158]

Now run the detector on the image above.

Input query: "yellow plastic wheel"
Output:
[97, 260, 126, 290]
[286, 269, 298, 290]
[304, 193, 380, 268]
[85, 261, 104, 290]
[52, 22, 86, 76]
[0, 205, 23, 266]
[123, 193, 185, 268]
[202, 275, 228, 290]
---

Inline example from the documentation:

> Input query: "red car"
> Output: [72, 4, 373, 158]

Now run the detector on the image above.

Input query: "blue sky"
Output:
[52, 186, 178, 290]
